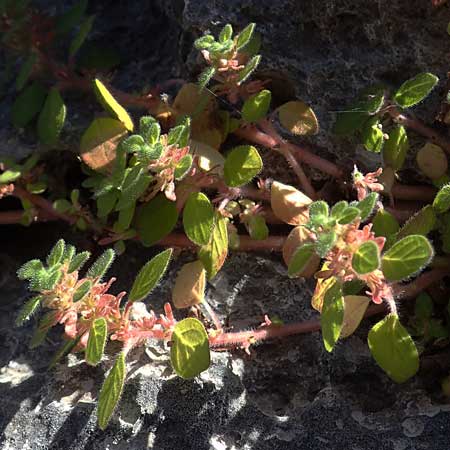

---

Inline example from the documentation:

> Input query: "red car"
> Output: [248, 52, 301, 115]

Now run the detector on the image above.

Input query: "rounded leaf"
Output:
[340, 295, 370, 338]
[287, 243, 317, 278]
[190, 139, 225, 175]
[277, 100, 319, 135]
[352, 241, 381, 275]
[183, 192, 215, 246]
[416, 143, 448, 180]
[37, 88, 66, 146]
[172, 260, 206, 309]
[433, 184, 450, 214]
[368, 314, 419, 383]
[170, 318, 210, 379]
[381, 235, 433, 281]
[382, 125, 408, 171]
[242, 89, 271, 123]
[223, 145, 262, 187]
[270, 181, 312, 225]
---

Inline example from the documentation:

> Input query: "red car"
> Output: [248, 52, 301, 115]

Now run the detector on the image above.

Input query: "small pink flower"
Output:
[353, 166, 384, 201]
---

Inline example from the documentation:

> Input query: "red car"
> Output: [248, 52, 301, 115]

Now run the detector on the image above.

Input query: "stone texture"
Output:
[1, 224, 450, 450]
[2, 1, 450, 449]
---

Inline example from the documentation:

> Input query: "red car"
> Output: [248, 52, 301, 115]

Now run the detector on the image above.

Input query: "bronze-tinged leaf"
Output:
[172, 260, 206, 309]
[271, 181, 312, 225]
[282, 226, 320, 277]
[311, 263, 334, 312]
[340, 295, 370, 338]
[277, 100, 319, 135]
[80, 118, 127, 173]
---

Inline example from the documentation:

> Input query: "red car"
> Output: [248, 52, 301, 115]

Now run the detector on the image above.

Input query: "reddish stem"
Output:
[210, 269, 449, 349]
[0, 209, 57, 224]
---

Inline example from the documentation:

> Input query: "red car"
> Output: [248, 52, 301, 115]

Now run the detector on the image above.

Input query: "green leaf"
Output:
[68, 251, 91, 273]
[115, 166, 151, 210]
[321, 280, 344, 352]
[381, 235, 433, 281]
[236, 23, 256, 50]
[382, 125, 409, 171]
[97, 352, 126, 430]
[247, 215, 269, 240]
[372, 209, 400, 238]
[194, 34, 215, 50]
[53, 198, 72, 214]
[140, 116, 160, 145]
[37, 88, 67, 146]
[69, 15, 95, 57]
[198, 213, 228, 279]
[170, 318, 210, 379]
[393, 73, 439, 108]
[63, 244, 76, 264]
[333, 86, 385, 136]
[352, 241, 380, 275]
[0, 169, 21, 184]
[16, 53, 36, 91]
[55, 0, 88, 34]
[85, 317, 107, 366]
[415, 292, 433, 321]
[315, 231, 336, 258]
[330, 200, 348, 218]
[237, 55, 261, 84]
[15, 295, 42, 326]
[97, 191, 118, 218]
[183, 192, 215, 246]
[73, 280, 92, 302]
[93, 78, 134, 131]
[17, 259, 43, 280]
[114, 203, 135, 233]
[368, 313, 419, 383]
[397, 205, 436, 239]
[47, 239, 65, 267]
[361, 117, 384, 153]
[355, 192, 378, 221]
[242, 89, 271, 123]
[433, 184, 450, 214]
[239, 30, 261, 56]
[223, 145, 262, 187]
[337, 206, 360, 225]
[136, 194, 179, 247]
[219, 24, 233, 42]
[86, 249, 115, 279]
[128, 249, 173, 302]
[174, 154, 193, 180]
[288, 243, 316, 278]
[309, 200, 329, 225]
[198, 66, 216, 89]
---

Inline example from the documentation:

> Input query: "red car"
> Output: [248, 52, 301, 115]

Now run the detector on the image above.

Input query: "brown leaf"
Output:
[340, 295, 370, 338]
[271, 181, 312, 225]
[172, 260, 206, 309]
[277, 100, 319, 135]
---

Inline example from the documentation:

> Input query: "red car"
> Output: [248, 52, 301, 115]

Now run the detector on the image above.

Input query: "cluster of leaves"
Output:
[16, 239, 212, 429]
[334, 73, 449, 187]
[4, 0, 120, 145]
[272, 175, 435, 382]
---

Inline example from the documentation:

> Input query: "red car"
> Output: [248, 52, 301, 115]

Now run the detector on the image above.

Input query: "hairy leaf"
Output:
[340, 295, 370, 338]
[288, 243, 316, 278]
[198, 66, 216, 89]
[174, 155, 193, 180]
[397, 205, 436, 239]
[97, 352, 126, 429]
[355, 192, 378, 221]
[171, 318, 210, 379]
[352, 241, 380, 274]
[236, 23, 256, 50]
[198, 213, 228, 279]
[321, 281, 344, 352]
[316, 231, 337, 258]
[237, 55, 261, 84]
[381, 235, 433, 281]
[85, 317, 107, 366]
[128, 249, 172, 302]
[224, 145, 262, 187]
[47, 239, 65, 267]
[73, 280, 92, 302]
[368, 313, 419, 383]
[393, 73, 439, 108]
[87, 249, 115, 279]
[372, 209, 400, 238]
[433, 184, 450, 214]
[68, 251, 91, 273]
[15, 295, 42, 326]
[183, 192, 215, 246]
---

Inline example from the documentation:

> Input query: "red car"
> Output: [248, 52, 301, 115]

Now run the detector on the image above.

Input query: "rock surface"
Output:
[2, 1, 450, 449]
[1, 224, 450, 450]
